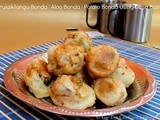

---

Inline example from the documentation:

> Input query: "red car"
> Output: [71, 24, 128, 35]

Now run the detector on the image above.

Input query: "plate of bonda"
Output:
[3, 31, 157, 117]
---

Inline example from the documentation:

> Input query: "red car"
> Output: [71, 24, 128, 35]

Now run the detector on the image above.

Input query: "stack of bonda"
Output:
[24, 31, 135, 109]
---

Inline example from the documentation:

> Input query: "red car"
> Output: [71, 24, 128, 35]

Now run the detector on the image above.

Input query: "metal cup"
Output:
[86, 0, 126, 34]
[122, 4, 153, 43]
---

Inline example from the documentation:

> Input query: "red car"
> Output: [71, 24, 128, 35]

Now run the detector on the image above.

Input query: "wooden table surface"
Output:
[0, 4, 160, 54]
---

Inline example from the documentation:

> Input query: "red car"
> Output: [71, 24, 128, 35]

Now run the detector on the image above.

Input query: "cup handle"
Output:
[107, 7, 124, 36]
[86, 2, 102, 29]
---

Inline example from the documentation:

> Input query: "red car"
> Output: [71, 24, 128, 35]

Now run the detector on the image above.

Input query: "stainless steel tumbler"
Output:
[86, 0, 126, 34]
[122, 4, 153, 43]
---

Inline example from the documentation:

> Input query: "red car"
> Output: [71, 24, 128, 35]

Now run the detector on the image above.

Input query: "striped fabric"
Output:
[0, 37, 160, 120]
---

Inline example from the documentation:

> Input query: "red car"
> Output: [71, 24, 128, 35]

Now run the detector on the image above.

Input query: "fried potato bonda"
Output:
[47, 44, 85, 75]
[25, 59, 52, 98]
[110, 58, 135, 88]
[93, 77, 127, 106]
[50, 75, 96, 109]
[86, 45, 120, 78]
[64, 31, 93, 52]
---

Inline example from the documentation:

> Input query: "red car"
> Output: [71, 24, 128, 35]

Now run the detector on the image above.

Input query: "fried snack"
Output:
[50, 75, 96, 109]
[47, 44, 85, 75]
[25, 59, 52, 98]
[86, 45, 120, 78]
[64, 31, 93, 52]
[93, 77, 127, 106]
[74, 66, 93, 85]
[110, 58, 135, 88]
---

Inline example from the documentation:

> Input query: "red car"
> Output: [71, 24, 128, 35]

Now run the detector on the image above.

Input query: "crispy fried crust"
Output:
[93, 77, 127, 106]
[64, 31, 93, 52]
[50, 75, 96, 109]
[86, 45, 120, 78]
[110, 58, 135, 88]
[47, 44, 85, 75]
[25, 59, 52, 98]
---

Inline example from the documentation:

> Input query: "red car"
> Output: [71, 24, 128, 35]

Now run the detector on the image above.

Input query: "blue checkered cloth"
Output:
[0, 37, 160, 120]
